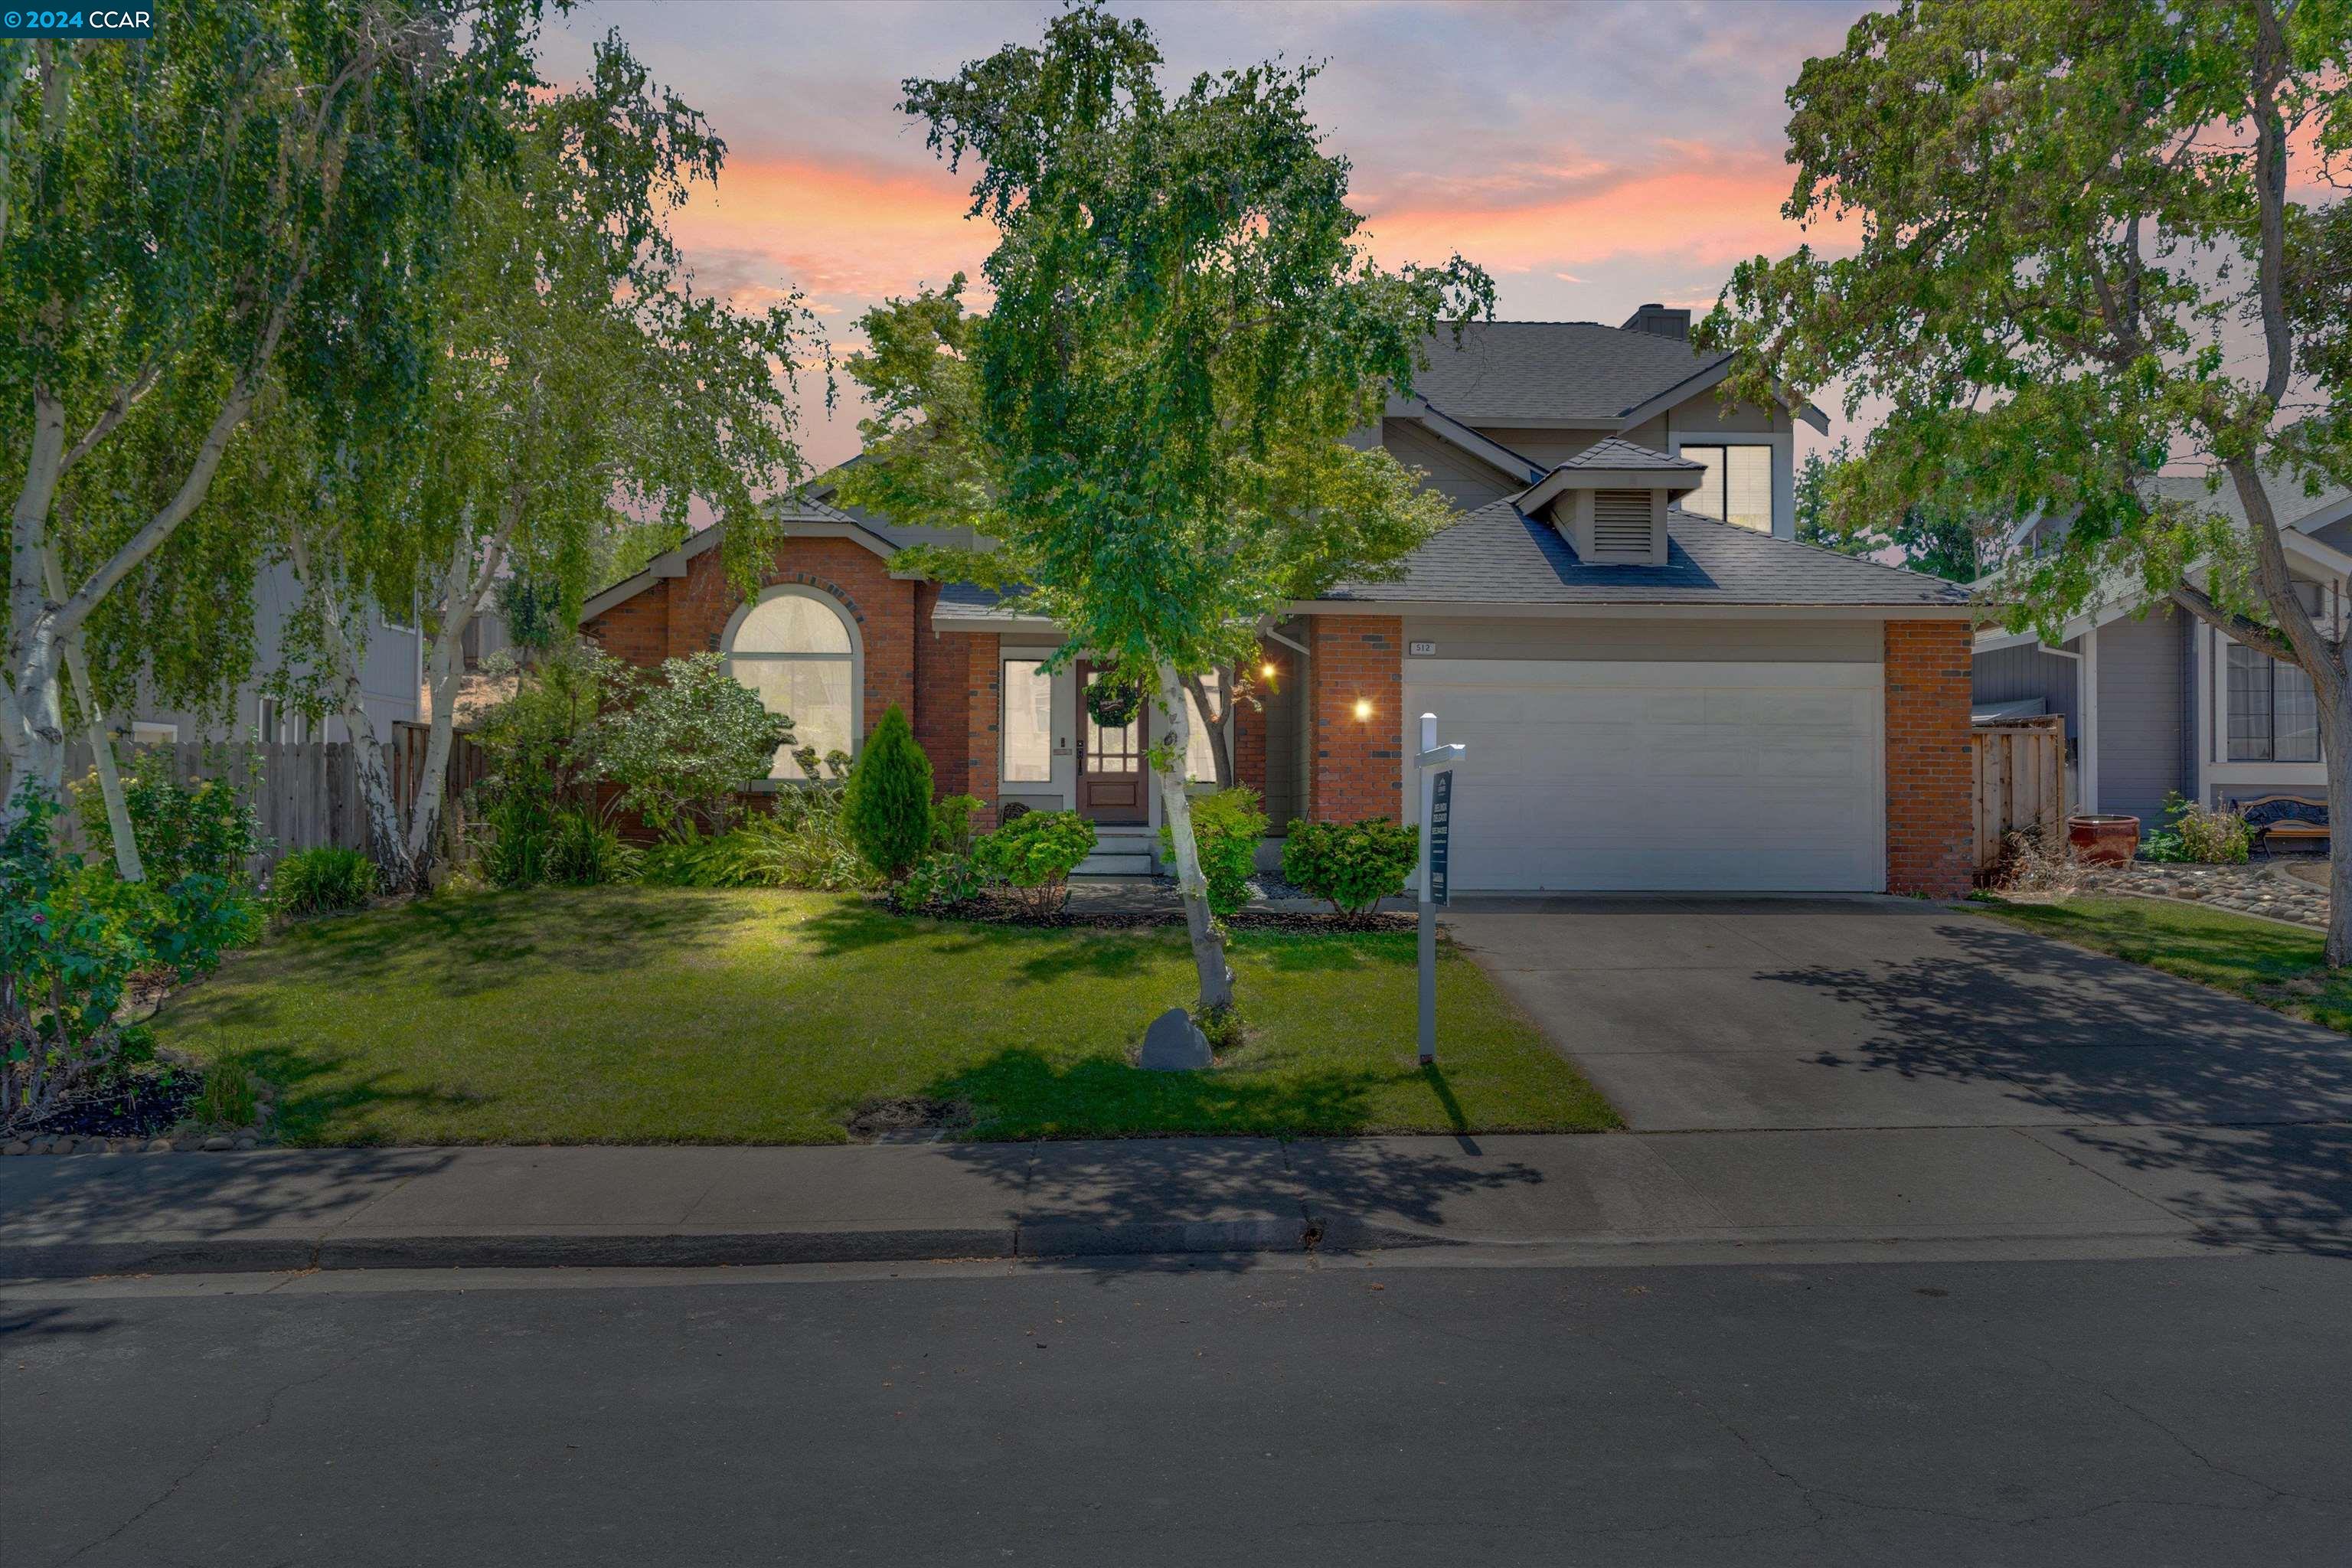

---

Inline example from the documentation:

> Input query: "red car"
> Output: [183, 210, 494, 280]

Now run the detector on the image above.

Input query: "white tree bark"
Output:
[1154, 660, 1233, 1015]
[42, 543, 139, 879]
[397, 498, 519, 887]
[284, 519, 408, 880]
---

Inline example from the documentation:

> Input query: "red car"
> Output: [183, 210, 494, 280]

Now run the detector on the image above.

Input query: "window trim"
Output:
[720, 583, 864, 776]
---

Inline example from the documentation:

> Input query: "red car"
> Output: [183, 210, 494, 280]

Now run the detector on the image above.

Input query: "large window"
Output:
[1678, 443, 1772, 532]
[2226, 641, 2321, 763]
[1183, 669, 1226, 782]
[726, 586, 858, 778]
[1001, 658, 1054, 782]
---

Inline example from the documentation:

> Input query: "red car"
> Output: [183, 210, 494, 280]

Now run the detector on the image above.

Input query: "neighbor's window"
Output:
[2226, 642, 2321, 763]
[1183, 669, 1226, 782]
[726, 586, 858, 776]
[1679, 444, 1772, 532]
[1001, 658, 1054, 782]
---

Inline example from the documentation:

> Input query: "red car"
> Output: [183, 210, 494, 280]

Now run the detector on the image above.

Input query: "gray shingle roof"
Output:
[1551, 436, 1704, 473]
[1405, 321, 1730, 425]
[933, 581, 1037, 620]
[1327, 500, 1973, 607]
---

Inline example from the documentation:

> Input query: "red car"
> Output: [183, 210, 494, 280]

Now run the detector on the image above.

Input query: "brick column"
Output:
[1233, 645, 1269, 795]
[962, 633, 1001, 828]
[1884, 619, 1974, 895]
[1308, 615, 1403, 822]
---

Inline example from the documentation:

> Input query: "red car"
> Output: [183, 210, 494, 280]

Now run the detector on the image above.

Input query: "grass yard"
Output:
[156, 888, 1617, 1145]
[1975, 893, 2352, 1032]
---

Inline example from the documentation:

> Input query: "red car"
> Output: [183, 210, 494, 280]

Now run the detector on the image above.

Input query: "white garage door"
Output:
[1403, 658, 1884, 893]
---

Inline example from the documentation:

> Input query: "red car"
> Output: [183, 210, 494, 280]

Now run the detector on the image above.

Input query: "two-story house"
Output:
[581, 308, 1978, 895]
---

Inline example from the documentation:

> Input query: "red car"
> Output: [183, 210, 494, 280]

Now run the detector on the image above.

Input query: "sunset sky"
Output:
[538, 1, 1877, 471]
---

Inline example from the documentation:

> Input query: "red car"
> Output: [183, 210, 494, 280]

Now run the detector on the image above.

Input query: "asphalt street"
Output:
[8, 1247, 2350, 1566]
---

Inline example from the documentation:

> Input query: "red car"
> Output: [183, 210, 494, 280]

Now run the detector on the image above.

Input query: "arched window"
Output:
[724, 586, 861, 777]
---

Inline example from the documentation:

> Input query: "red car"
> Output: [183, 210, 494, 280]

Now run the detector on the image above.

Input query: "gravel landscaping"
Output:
[2077, 859, 2328, 929]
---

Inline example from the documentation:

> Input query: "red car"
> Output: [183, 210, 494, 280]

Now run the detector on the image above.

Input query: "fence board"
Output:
[1971, 716, 2066, 874]
[39, 730, 485, 877]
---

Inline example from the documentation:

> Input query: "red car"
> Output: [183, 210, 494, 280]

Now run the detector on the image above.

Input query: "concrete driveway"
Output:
[1443, 895, 2352, 1134]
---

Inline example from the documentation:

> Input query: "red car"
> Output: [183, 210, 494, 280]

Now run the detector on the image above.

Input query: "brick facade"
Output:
[1306, 615, 1403, 822]
[962, 633, 1001, 828]
[1883, 618, 1975, 897]
[584, 537, 988, 801]
[1233, 644, 1270, 795]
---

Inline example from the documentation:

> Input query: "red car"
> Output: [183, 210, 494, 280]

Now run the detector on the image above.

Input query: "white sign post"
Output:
[1414, 712, 1466, 1067]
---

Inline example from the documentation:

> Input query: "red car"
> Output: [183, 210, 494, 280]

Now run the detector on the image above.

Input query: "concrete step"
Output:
[1076, 851, 1158, 877]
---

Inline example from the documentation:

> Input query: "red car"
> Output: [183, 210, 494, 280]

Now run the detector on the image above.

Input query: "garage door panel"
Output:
[1405, 658, 1883, 893]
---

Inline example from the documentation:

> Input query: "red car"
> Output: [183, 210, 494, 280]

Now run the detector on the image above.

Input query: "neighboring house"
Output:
[1971, 473, 2352, 832]
[124, 560, 423, 747]
[581, 309, 1980, 895]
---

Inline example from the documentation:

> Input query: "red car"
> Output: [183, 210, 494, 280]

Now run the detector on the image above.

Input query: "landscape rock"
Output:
[144, 1138, 174, 1153]
[2084, 861, 2328, 929]
[1138, 1006, 1214, 1071]
[2, 1141, 27, 1156]
[234, 1135, 260, 1151]
[202, 1135, 234, 1152]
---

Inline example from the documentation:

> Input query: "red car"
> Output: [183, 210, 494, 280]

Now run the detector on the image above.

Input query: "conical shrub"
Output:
[843, 704, 934, 880]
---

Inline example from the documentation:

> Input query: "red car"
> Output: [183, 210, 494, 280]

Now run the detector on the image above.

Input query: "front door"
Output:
[1077, 662, 1147, 824]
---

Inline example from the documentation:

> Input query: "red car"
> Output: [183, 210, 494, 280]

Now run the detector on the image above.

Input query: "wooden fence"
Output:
[53, 724, 487, 875]
[1969, 715, 2068, 874]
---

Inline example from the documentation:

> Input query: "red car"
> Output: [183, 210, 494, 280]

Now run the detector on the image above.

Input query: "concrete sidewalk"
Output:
[7, 1123, 2343, 1279]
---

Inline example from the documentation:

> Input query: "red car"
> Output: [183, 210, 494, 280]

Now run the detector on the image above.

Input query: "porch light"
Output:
[1261, 662, 1277, 680]
[1354, 697, 1373, 721]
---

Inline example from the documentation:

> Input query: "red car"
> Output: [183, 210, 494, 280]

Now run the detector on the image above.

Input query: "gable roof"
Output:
[1319, 499, 1974, 610]
[1404, 321, 1730, 426]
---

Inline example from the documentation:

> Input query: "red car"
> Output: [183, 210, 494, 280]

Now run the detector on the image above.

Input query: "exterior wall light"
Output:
[1261, 662, 1277, 680]
[1354, 697, 1373, 721]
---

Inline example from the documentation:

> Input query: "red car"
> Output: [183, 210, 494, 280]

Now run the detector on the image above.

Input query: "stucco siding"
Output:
[2094, 609, 2190, 826]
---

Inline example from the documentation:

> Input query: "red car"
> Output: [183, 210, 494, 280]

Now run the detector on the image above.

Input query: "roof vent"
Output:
[1550, 488, 1668, 566]
[1619, 303, 1691, 341]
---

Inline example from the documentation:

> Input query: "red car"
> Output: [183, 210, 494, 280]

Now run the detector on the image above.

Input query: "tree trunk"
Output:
[397, 509, 514, 889]
[1154, 661, 1233, 1015]
[1178, 668, 1235, 790]
[44, 547, 140, 880]
[2326, 684, 2352, 969]
[286, 521, 410, 883]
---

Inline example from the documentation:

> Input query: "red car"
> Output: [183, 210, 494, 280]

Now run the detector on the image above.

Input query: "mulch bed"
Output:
[8, 1067, 204, 1143]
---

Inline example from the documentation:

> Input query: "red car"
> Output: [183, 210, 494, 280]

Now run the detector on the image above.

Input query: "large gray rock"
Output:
[1138, 1007, 1214, 1072]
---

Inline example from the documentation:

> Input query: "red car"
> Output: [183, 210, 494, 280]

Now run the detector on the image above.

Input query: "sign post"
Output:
[1414, 712, 1466, 1067]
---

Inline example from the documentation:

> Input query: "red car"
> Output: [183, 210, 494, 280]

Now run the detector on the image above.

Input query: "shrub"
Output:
[1282, 818, 1419, 917]
[1161, 786, 1268, 917]
[843, 705, 933, 880]
[595, 652, 793, 839]
[198, 1062, 262, 1128]
[2, 788, 152, 1126]
[972, 809, 1097, 917]
[933, 792, 982, 854]
[741, 789, 875, 890]
[897, 850, 987, 912]
[273, 848, 380, 916]
[75, 747, 263, 883]
[2142, 793, 2252, 864]
[636, 830, 749, 888]
[548, 810, 640, 886]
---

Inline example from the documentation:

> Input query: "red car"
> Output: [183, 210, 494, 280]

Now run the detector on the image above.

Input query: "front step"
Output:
[1075, 851, 1158, 877]
[1076, 829, 1161, 878]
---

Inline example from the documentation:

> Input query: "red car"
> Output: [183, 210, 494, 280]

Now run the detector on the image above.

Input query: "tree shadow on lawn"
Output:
[1764, 916, 2352, 1253]
[245, 888, 779, 1003]
[208, 1041, 497, 1147]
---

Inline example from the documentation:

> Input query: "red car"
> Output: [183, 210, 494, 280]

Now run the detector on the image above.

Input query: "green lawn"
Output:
[155, 888, 1616, 1145]
[1975, 893, 2352, 1032]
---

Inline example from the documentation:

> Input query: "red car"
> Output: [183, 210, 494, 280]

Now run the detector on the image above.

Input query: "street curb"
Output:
[0, 1213, 1463, 1280]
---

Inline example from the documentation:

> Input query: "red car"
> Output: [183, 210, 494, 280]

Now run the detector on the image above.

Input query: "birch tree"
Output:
[270, 33, 818, 889]
[1702, 0, 2352, 962]
[874, 6, 1488, 1018]
[0, 1, 543, 827]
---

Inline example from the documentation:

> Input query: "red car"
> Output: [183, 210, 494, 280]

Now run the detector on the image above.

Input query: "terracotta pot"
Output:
[2067, 813, 2140, 866]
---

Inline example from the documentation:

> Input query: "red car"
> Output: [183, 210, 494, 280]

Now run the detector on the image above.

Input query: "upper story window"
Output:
[724, 586, 860, 777]
[1679, 444, 1772, 532]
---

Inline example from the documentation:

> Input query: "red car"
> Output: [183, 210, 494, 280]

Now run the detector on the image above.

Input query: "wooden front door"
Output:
[1077, 662, 1147, 824]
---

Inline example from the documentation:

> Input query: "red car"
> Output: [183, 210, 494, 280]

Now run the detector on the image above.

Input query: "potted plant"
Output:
[2066, 812, 2140, 865]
